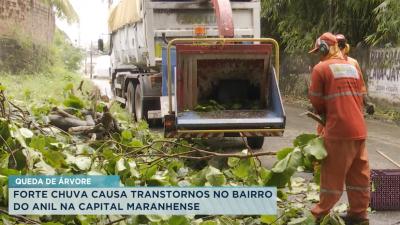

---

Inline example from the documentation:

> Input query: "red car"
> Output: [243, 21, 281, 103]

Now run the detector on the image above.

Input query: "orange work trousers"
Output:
[311, 139, 370, 219]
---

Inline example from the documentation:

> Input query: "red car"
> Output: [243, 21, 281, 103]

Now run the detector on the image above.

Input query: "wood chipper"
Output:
[106, 0, 285, 149]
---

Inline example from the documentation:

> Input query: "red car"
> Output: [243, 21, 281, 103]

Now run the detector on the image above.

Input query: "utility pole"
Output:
[90, 41, 93, 79]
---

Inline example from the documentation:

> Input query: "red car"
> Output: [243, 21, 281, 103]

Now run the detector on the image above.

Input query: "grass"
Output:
[0, 68, 92, 107]
[0, 68, 132, 124]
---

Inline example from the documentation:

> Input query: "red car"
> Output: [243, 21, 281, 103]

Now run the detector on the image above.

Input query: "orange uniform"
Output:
[309, 58, 366, 140]
[308, 32, 370, 221]
[346, 56, 367, 94]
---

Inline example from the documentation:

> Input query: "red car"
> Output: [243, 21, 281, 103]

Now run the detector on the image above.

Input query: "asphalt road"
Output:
[90, 77, 400, 224]
[261, 104, 400, 170]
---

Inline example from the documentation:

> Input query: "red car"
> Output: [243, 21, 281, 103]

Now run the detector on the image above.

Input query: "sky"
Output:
[56, 0, 120, 48]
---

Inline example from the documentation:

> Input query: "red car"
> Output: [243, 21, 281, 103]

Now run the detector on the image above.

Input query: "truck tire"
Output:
[134, 84, 148, 121]
[126, 82, 135, 115]
[246, 137, 264, 149]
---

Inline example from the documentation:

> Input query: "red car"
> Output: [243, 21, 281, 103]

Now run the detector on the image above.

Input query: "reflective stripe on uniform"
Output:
[320, 188, 343, 195]
[310, 91, 323, 97]
[323, 91, 364, 100]
[346, 185, 370, 192]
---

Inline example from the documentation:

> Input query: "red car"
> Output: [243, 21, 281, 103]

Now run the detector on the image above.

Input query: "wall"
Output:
[279, 47, 400, 106]
[367, 48, 400, 104]
[0, 0, 55, 44]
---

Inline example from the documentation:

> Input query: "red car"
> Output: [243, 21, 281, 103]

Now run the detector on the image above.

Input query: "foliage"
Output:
[261, 0, 400, 52]
[50, 29, 84, 72]
[41, 0, 79, 23]
[0, 28, 83, 74]
[365, 0, 400, 46]
[0, 72, 91, 112]
[0, 72, 334, 224]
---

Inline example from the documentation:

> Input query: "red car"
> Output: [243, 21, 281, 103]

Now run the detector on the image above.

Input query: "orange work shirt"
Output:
[346, 56, 367, 94]
[309, 58, 366, 140]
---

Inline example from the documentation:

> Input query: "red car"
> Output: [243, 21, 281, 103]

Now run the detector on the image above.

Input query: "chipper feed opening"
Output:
[173, 43, 285, 132]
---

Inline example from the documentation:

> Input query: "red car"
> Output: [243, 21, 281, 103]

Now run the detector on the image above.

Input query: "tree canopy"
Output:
[261, 0, 400, 52]
[41, 0, 79, 23]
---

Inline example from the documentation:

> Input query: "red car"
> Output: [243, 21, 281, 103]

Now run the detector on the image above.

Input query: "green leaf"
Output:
[0, 85, 6, 91]
[205, 166, 226, 186]
[140, 164, 158, 180]
[320, 213, 345, 225]
[258, 167, 272, 184]
[10, 124, 27, 148]
[260, 215, 277, 224]
[128, 160, 140, 178]
[0, 154, 9, 169]
[276, 147, 294, 160]
[271, 148, 302, 173]
[146, 215, 168, 222]
[232, 159, 251, 179]
[227, 157, 240, 167]
[288, 217, 308, 225]
[277, 189, 287, 200]
[303, 137, 327, 160]
[74, 156, 91, 171]
[33, 160, 57, 175]
[288, 212, 316, 225]
[116, 158, 126, 172]
[63, 95, 85, 109]
[102, 148, 115, 160]
[268, 148, 303, 188]
[63, 83, 74, 91]
[218, 216, 240, 225]
[129, 139, 143, 147]
[19, 127, 33, 138]
[333, 203, 348, 213]
[29, 136, 47, 151]
[168, 215, 189, 225]
[293, 134, 318, 147]
[190, 170, 207, 186]
[306, 191, 319, 203]
[0, 119, 10, 142]
[0, 168, 21, 176]
[42, 150, 66, 168]
[121, 130, 133, 140]
[42, 222, 64, 225]
[65, 153, 91, 171]
[200, 221, 218, 225]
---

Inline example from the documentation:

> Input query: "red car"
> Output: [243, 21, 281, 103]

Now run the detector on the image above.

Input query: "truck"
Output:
[101, 0, 285, 149]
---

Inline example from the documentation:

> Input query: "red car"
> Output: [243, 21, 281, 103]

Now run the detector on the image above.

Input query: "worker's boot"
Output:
[339, 214, 369, 225]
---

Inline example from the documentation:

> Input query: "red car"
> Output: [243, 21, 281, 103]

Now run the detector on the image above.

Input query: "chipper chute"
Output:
[163, 38, 286, 149]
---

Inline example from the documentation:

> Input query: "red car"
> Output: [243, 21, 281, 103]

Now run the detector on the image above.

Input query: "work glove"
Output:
[365, 103, 375, 115]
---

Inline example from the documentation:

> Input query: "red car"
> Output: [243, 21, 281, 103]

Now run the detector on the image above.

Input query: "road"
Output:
[90, 77, 400, 224]
[262, 104, 400, 170]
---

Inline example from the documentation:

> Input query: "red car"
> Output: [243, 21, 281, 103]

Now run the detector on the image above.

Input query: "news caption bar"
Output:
[9, 176, 276, 215]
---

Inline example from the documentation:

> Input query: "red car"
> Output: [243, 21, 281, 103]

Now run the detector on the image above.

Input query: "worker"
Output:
[335, 34, 375, 115]
[308, 32, 370, 225]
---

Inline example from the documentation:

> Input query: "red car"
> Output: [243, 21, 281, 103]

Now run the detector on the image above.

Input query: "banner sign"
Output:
[9, 176, 277, 215]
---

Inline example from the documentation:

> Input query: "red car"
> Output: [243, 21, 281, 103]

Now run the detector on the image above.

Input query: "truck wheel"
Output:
[126, 82, 135, 116]
[246, 137, 264, 149]
[134, 84, 148, 121]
